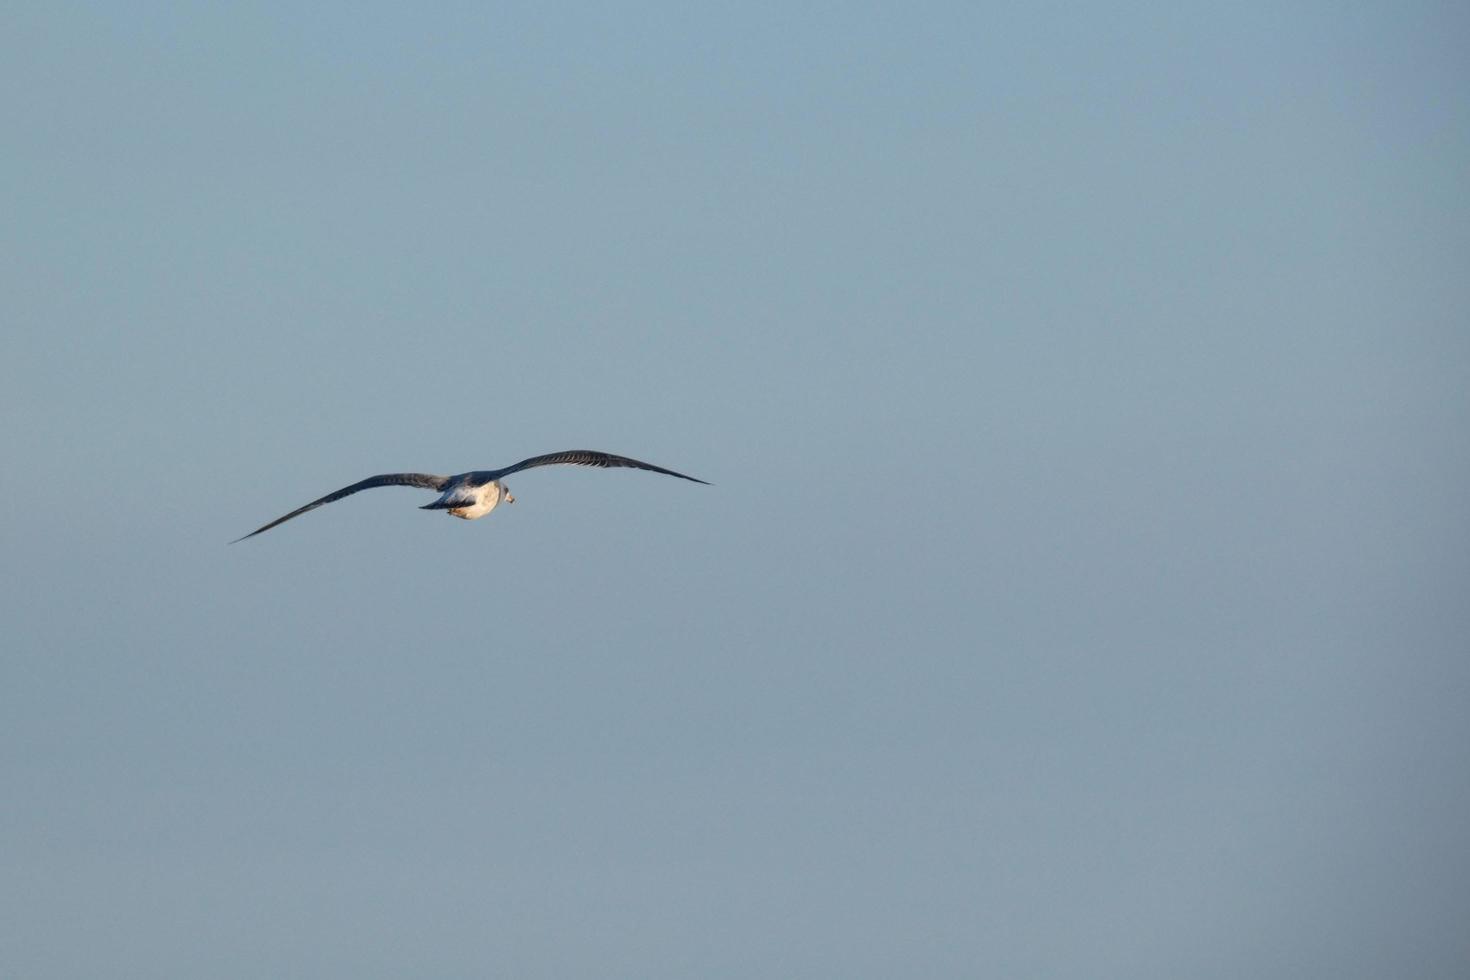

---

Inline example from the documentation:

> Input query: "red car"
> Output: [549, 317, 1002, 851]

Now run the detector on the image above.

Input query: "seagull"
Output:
[232, 449, 708, 542]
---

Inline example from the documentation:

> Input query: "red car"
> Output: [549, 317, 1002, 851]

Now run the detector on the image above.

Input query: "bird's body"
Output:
[233, 450, 707, 542]
[421, 475, 513, 520]
[445, 481, 509, 520]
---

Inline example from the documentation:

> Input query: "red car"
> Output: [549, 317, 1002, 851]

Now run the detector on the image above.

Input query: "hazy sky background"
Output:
[3, 3, 1467, 977]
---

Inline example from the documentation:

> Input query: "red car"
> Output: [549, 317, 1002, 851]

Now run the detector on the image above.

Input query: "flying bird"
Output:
[232, 449, 708, 542]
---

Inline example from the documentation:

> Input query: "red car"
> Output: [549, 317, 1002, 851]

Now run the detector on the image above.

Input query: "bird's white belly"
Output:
[447, 481, 504, 520]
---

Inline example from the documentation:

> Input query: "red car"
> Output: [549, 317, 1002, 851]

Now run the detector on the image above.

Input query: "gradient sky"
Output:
[3, 3, 1468, 977]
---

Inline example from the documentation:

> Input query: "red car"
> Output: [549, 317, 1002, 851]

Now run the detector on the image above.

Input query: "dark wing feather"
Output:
[486, 450, 710, 485]
[231, 473, 450, 542]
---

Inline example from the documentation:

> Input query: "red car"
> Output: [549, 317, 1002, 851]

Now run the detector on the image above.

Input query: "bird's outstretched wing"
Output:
[482, 450, 710, 485]
[232, 473, 450, 542]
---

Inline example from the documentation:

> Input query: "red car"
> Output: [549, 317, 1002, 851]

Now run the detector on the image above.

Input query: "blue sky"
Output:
[3, 3, 1468, 977]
